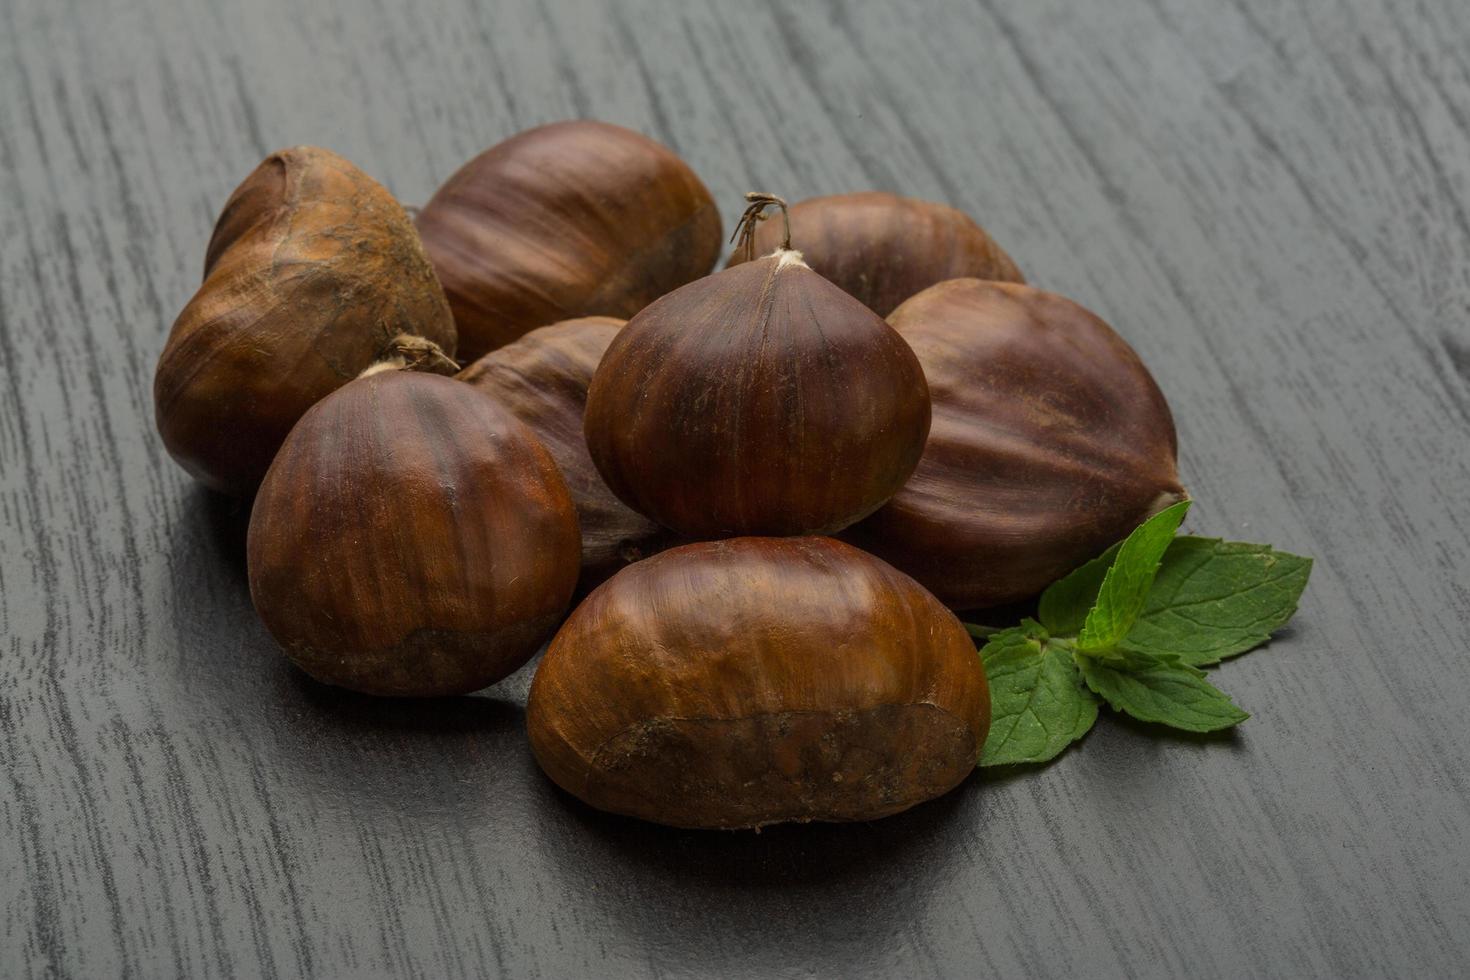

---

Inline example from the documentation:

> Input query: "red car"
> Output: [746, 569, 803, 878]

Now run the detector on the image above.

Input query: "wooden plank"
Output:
[1, 0, 1467, 975]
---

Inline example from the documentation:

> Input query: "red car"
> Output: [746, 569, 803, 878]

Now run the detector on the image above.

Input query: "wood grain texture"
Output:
[1, 0, 1467, 976]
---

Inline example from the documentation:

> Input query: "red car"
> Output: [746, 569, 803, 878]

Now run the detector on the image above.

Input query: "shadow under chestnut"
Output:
[521, 755, 990, 975]
[163, 485, 538, 820]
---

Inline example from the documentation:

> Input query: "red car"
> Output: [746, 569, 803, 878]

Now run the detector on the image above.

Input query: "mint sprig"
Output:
[972, 502, 1312, 767]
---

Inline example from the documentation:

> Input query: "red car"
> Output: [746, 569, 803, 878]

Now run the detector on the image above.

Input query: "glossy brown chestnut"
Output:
[155, 146, 455, 495]
[247, 371, 580, 696]
[415, 120, 722, 361]
[845, 279, 1186, 610]
[526, 537, 990, 830]
[584, 196, 932, 538]
[457, 316, 677, 592]
[726, 191, 1023, 315]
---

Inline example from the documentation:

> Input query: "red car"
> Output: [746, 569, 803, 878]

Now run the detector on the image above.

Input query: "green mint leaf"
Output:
[1076, 650, 1249, 732]
[977, 622, 1099, 767]
[1122, 538, 1313, 666]
[1038, 542, 1120, 636]
[1077, 500, 1191, 653]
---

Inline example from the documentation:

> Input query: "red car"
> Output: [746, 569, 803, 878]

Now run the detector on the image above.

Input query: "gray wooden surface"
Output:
[3, 0, 1469, 976]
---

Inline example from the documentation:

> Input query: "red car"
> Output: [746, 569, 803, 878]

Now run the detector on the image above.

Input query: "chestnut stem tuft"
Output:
[731, 192, 791, 261]
[360, 334, 461, 378]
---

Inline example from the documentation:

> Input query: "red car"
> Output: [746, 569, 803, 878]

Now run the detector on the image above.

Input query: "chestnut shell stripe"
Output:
[846, 279, 1184, 610]
[726, 192, 1024, 316]
[584, 253, 932, 537]
[526, 537, 990, 830]
[154, 146, 455, 496]
[416, 120, 723, 361]
[246, 372, 580, 696]
[457, 317, 679, 592]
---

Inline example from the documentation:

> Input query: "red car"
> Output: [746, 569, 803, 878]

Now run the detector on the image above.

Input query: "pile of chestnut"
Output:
[155, 121, 1183, 830]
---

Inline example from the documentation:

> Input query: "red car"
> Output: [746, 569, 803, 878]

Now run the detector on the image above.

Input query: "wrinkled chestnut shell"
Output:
[457, 317, 678, 592]
[155, 146, 455, 495]
[247, 372, 580, 696]
[416, 120, 722, 361]
[726, 191, 1023, 315]
[584, 252, 932, 538]
[845, 280, 1185, 610]
[527, 537, 990, 830]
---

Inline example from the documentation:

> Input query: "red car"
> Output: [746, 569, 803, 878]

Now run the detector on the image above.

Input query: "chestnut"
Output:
[457, 316, 677, 592]
[845, 279, 1186, 610]
[726, 191, 1023, 315]
[155, 146, 455, 496]
[584, 195, 932, 538]
[526, 537, 990, 829]
[246, 371, 580, 696]
[415, 121, 722, 361]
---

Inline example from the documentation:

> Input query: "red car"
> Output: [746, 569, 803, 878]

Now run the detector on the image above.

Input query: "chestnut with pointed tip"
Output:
[247, 371, 580, 697]
[526, 536, 990, 830]
[845, 279, 1186, 610]
[155, 146, 455, 496]
[584, 194, 932, 538]
[416, 120, 722, 360]
[726, 191, 1023, 315]
[457, 316, 678, 592]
